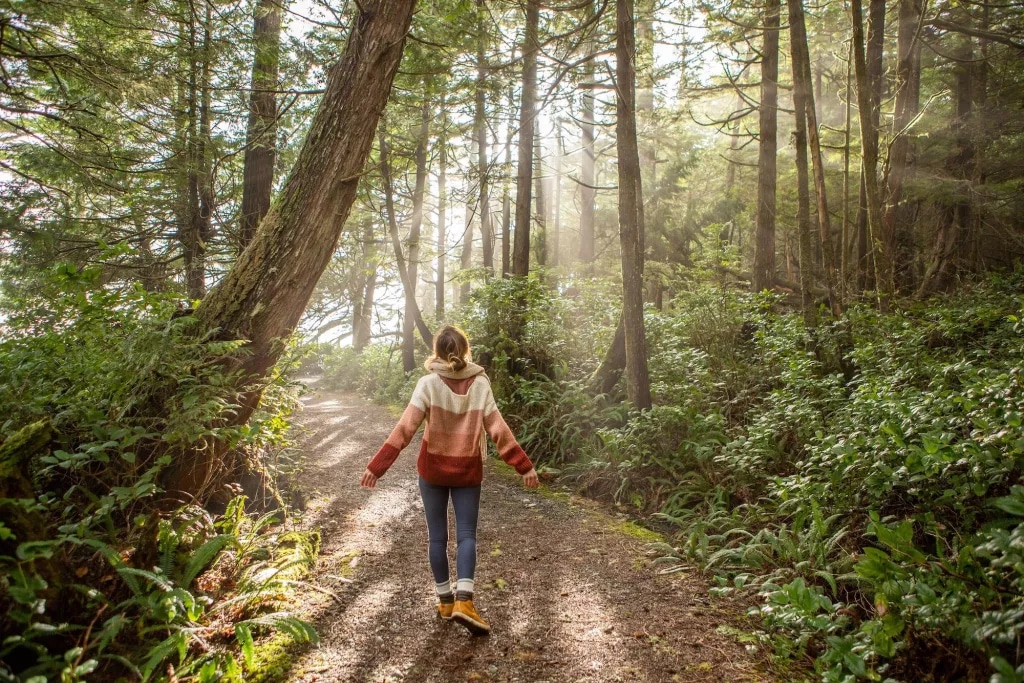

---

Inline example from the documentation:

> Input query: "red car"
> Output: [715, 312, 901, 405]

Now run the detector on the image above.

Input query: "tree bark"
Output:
[459, 202, 474, 302]
[919, 36, 975, 296]
[401, 98, 431, 371]
[789, 0, 837, 314]
[183, 4, 214, 300]
[512, 0, 539, 276]
[352, 217, 376, 351]
[436, 96, 448, 317]
[788, 0, 817, 327]
[501, 83, 514, 278]
[852, 0, 893, 308]
[534, 134, 547, 267]
[380, 130, 434, 368]
[552, 124, 562, 268]
[884, 0, 922, 291]
[475, 1, 494, 275]
[616, 0, 652, 410]
[578, 0, 597, 267]
[855, 0, 886, 293]
[591, 317, 626, 396]
[636, 0, 656, 186]
[179, 0, 416, 498]
[239, 0, 283, 251]
[752, 0, 779, 293]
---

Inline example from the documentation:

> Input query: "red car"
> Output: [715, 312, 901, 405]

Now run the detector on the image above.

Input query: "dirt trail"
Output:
[281, 385, 771, 683]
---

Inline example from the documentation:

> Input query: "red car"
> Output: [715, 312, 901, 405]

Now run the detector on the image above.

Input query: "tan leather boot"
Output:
[451, 599, 491, 635]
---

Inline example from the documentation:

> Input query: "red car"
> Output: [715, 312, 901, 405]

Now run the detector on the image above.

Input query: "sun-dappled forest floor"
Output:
[272, 384, 775, 683]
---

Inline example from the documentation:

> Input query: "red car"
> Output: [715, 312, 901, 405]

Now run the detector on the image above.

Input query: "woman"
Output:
[360, 325, 539, 635]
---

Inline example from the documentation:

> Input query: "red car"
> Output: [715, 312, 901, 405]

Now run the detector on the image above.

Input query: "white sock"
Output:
[436, 580, 452, 596]
[456, 578, 474, 594]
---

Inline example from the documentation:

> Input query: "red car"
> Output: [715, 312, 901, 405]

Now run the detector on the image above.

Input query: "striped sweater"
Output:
[367, 362, 533, 487]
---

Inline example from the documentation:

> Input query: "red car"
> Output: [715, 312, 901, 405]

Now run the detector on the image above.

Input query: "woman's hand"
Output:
[522, 468, 539, 489]
[360, 468, 378, 489]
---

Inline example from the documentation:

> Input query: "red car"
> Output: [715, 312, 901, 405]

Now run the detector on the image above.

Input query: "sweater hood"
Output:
[426, 360, 486, 380]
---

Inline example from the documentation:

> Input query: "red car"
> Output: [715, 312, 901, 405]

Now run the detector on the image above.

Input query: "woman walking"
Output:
[360, 325, 538, 635]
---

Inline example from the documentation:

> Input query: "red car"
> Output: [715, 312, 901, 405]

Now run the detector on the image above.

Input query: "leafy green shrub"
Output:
[0, 265, 316, 681]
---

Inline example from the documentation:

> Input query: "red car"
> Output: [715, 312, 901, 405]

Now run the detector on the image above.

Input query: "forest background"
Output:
[1, 0, 1023, 680]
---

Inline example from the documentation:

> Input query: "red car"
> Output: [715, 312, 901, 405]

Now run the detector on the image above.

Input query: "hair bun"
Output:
[449, 354, 467, 372]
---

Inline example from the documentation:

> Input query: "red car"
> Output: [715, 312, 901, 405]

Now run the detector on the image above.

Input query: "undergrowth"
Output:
[0, 265, 318, 681]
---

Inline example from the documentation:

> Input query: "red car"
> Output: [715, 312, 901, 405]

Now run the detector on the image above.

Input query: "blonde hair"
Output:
[426, 325, 471, 372]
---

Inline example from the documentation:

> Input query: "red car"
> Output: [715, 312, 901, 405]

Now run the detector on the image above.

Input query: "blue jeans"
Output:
[417, 477, 481, 585]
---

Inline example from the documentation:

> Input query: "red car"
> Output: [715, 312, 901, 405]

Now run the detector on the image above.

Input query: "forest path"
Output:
[281, 385, 771, 683]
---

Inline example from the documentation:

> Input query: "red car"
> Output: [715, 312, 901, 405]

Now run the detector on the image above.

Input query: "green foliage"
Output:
[583, 272, 1024, 680]
[0, 269, 315, 681]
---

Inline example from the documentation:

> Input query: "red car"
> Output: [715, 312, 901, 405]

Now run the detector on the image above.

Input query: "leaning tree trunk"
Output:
[752, 0, 780, 293]
[616, 0, 652, 410]
[239, 0, 284, 251]
[175, 0, 417, 497]
[512, 0, 539, 276]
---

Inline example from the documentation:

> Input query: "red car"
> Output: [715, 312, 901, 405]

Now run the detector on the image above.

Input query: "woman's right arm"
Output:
[364, 379, 429, 481]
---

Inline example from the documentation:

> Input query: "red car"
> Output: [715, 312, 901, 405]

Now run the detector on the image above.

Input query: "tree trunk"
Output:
[579, 0, 597, 267]
[789, 0, 837, 314]
[239, 0, 283, 251]
[788, 0, 817, 327]
[842, 37, 852, 297]
[437, 97, 448, 317]
[591, 317, 626, 396]
[534, 134, 547, 267]
[501, 82, 514, 278]
[552, 124, 562, 268]
[636, 0, 656, 186]
[752, 0, 779, 293]
[176, 0, 416, 498]
[512, 0, 539, 276]
[352, 217, 376, 351]
[475, 2, 494, 275]
[855, 0, 886, 294]
[380, 130, 434, 368]
[852, 0, 893, 308]
[616, 0, 652, 410]
[183, 5, 214, 300]
[460, 202, 474, 302]
[884, 0, 922, 291]
[919, 36, 975, 296]
[401, 98, 431, 372]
